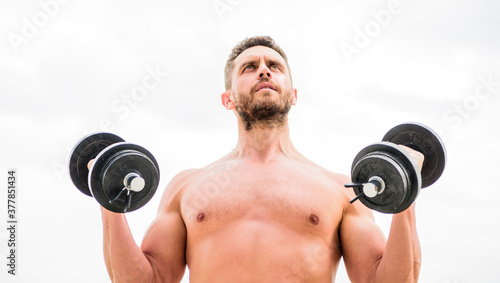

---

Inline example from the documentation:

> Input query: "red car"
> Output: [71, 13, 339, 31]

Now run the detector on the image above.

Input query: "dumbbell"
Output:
[69, 133, 160, 213]
[345, 123, 446, 213]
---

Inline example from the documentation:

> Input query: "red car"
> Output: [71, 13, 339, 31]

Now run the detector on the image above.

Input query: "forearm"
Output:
[101, 207, 155, 283]
[374, 204, 421, 283]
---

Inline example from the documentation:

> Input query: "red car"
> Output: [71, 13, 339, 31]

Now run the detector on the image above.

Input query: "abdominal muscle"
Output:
[186, 219, 341, 282]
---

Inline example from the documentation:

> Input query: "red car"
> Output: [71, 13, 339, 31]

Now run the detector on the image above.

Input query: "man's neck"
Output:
[231, 119, 299, 163]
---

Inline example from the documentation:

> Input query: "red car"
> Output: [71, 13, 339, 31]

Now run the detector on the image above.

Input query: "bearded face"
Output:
[228, 46, 296, 131]
[234, 78, 294, 131]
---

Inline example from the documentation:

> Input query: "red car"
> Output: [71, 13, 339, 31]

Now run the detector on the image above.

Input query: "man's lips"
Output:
[256, 82, 276, 91]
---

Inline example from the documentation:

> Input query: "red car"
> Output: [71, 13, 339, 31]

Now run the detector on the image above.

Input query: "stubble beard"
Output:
[234, 82, 293, 131]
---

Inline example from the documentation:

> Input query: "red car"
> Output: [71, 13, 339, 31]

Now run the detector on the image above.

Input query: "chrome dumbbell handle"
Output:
[345, 176, 386, 203]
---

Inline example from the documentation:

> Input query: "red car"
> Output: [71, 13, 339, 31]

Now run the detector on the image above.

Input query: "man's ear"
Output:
[221, 91, 235, 110]
[291, 88, 298, 105]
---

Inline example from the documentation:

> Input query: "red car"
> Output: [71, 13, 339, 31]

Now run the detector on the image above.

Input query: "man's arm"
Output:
[340, 147, 423, 283]
[375, 204, 421, 282]
[340, 198, 421, 283]
[101, 170, 190, 283]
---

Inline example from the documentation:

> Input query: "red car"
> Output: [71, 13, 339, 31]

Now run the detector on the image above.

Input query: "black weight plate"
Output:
[100, 149, 158, 212]
[69, 133, 125, 196]
[352, 153, 409, 212]
[382, 123, 446, 188]
[89, 142, 160, 213]
[351, 142, 421, 213]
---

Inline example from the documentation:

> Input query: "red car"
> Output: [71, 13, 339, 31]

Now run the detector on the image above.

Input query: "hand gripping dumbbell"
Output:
[345, 123, 446, 213]
[69, 133, 160, 213]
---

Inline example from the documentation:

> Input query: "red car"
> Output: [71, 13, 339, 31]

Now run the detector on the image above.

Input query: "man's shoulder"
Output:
[169, 154, 352, 191]
[293, 157, 354, 200]
[295, 156, 350, 184]
[167, 158, 235, 189]
[160, 168, 203, 202]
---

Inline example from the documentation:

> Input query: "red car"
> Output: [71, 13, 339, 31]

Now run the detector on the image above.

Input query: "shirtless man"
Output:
[98, 36, 424, 282]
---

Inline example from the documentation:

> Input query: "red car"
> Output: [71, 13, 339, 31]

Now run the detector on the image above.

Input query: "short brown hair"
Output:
[224, 36, 292, 90]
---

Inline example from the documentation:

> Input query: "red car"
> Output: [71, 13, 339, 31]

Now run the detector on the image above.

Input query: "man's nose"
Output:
[258, 64, 271, 78]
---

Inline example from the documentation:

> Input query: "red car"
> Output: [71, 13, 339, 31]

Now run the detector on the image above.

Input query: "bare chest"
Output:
[180, 163, 344, 235]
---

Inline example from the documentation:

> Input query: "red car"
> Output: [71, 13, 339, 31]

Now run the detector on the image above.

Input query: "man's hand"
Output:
[87, 159, 95, 170]
[398, 145, 424, 172]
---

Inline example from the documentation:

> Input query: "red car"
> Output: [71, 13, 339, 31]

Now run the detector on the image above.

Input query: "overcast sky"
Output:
[1, 0, 499, 282]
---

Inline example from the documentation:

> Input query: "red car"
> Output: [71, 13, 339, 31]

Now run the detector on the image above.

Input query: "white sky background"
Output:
[0, 0, 499, 282]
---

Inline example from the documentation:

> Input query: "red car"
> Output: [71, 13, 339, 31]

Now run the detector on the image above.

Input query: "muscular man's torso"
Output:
[170, 155, 351, 282]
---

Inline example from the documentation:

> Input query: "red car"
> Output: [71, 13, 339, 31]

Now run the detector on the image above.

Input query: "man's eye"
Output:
[270, 65, 280, 70]
[244, 65, 255, 70]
